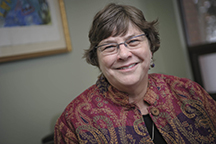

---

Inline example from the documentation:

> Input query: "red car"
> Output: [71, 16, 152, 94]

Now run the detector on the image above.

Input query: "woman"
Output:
[55, 3, 216, 144]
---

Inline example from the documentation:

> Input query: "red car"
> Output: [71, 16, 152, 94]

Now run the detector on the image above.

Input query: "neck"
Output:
[128, 74, 148, 98]
[127, 76, 149, 115]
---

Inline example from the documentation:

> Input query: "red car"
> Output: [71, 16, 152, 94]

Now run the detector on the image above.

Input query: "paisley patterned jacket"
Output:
[54, 73, 216, 144]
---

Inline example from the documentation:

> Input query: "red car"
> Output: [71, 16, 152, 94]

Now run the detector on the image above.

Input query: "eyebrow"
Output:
[99, 34, 138, 45]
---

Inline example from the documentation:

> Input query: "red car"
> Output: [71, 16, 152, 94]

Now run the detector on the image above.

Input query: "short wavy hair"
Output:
[83, 3, 160, 68]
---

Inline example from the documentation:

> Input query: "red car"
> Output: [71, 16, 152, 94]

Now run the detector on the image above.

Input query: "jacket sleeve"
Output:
[165, 74, 216, 130]
[189, 80, 216, 129]
[54, 112, 78, 144]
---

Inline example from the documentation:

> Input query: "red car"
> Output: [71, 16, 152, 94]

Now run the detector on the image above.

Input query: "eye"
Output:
[101, 44, 117, 52]
[129, 39, 140, 43]
[127, 38, 140, 46]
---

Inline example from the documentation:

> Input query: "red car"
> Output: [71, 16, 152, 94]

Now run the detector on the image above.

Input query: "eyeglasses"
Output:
[96, 33, 146, 55]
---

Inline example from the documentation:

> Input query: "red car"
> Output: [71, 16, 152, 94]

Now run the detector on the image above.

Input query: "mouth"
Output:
[117, 63, 138, 70]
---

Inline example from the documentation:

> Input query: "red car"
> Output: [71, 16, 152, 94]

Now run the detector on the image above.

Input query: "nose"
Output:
[117, 42, 132, 60]
[117, 42, 127, 49]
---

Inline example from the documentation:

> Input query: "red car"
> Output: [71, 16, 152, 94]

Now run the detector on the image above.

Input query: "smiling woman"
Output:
[96, 23, 152, 96]
[54, 3, 216, 144]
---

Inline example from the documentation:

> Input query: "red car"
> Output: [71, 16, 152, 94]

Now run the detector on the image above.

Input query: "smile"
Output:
[117, 63, 137, 70]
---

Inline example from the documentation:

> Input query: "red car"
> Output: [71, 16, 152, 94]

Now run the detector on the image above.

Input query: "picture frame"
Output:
[0, 0, 72, 63]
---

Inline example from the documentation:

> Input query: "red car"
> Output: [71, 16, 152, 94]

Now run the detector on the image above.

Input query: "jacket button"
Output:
[151, 107, 160, 116]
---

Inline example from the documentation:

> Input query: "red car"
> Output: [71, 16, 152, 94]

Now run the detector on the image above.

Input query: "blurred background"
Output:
[0, 0, 215, 143]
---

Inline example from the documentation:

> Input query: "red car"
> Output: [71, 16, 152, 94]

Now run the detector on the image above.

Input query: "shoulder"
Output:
[149, 73, 197, 87]
[58, 84, 101, 121]
[149, 73, 191, 82]
[148, 73, 210, 101]
[68, 84, 99, 110]
[54, 84, 100, 142]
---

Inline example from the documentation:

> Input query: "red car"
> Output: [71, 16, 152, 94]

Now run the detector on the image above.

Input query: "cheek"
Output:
[98, 54, 115, 71]
[137, 41, 152, 60]
[134, 48, 151, 61]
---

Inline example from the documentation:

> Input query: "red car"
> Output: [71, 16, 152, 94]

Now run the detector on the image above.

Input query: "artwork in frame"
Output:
[0, 0, 72, 63]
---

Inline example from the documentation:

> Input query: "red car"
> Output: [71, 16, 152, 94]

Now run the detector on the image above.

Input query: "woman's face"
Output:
[97, 23, 152, 92]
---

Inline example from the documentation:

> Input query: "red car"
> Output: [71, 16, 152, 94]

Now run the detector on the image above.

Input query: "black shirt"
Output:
[143, 114, 167, 144]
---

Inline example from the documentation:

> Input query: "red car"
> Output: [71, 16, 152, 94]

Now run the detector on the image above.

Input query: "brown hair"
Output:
[83, 3, 160, 67]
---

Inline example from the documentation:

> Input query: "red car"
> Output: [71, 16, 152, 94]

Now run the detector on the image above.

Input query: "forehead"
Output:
[101, 23, 142, 43]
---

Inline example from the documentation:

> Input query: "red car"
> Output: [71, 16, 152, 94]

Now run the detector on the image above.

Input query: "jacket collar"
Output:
[96, 74, 158, 107]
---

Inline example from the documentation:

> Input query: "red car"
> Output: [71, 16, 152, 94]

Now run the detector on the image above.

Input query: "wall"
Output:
[146, 0, 192, 78]
[0, 0, 192, 143]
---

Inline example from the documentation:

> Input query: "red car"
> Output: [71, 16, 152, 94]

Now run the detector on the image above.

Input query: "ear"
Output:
[149, 50, 153, 59]
[147, 40, 153, 58]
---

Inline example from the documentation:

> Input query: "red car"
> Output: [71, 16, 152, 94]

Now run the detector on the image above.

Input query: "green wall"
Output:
[0, 0, 192, 143]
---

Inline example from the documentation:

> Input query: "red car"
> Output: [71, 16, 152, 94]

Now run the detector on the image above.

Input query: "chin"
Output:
[118, 77, 141, 87]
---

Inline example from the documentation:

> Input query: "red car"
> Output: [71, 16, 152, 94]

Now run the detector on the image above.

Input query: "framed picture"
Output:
[0, 0, 72, 63]
[178, 0, 216, 99]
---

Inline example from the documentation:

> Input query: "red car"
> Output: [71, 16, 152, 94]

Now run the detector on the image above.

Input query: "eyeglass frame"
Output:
[95, 33, 146, 55]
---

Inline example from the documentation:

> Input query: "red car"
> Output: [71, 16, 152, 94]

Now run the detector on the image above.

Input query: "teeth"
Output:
[119, 63, 136, 70]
